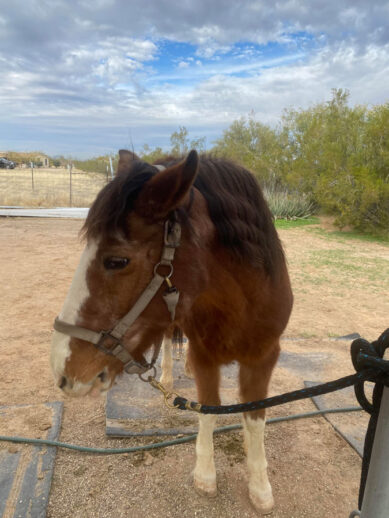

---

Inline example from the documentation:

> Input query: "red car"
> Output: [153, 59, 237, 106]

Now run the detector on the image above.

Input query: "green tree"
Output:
[213, 116, 286, 187]
[73, 155, 118, 175]
[211, 90, 389, 235]
[170, 126, 206, 155]
[170, 126, 189, 155]
[281, 89, 388, 234]
[139, 145, 166, 163]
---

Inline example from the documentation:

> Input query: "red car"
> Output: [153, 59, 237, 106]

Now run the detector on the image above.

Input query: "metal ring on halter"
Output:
[138, 365, 157, 382]
[153, 262, 173, 278]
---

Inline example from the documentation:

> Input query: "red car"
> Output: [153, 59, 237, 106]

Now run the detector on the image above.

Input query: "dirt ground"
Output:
[0, 217, 388, 518]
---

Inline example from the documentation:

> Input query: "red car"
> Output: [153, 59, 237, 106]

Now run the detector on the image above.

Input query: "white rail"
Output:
[0, 206, 89, 218]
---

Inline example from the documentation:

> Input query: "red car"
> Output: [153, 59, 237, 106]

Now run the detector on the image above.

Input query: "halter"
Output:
[53, 217, 181, 375]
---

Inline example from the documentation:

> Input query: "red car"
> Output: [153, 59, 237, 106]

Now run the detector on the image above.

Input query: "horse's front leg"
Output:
[239, 350, 279, 515]
[190, 351, 220, 497]
[159, 336, 173, 390]
[184, 341, 194, 379]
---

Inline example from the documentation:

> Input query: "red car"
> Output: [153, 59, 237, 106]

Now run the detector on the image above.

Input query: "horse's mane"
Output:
[193, 157, 284, 274]
[83, 155, 284, 275]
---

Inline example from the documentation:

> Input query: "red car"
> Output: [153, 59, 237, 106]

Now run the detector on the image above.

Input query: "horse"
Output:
[50, 149, 293, 514]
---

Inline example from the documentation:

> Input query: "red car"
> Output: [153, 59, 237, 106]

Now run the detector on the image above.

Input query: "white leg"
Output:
[176, 339, 183, 360]
[242, 415, 274, 514]
[159, 336, 173, 390]
[194, 414, 217, 496]
[184, 342, 194, 379]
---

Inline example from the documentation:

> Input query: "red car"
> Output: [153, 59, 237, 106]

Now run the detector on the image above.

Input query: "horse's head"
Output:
[51, 149, 200, 396]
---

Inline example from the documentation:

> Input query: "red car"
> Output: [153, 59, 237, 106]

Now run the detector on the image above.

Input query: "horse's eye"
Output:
[103, 257, 130, 270]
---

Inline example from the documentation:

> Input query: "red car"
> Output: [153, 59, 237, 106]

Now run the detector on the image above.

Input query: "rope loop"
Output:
[351, 329, 389, 415]
[351, 331, 389, 376]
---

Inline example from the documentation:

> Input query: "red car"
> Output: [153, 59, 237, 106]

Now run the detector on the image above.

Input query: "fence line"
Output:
[0, 167, 109, 208]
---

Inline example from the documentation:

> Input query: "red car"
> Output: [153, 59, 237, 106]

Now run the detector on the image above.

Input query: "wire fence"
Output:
[0, 167, 110, 208]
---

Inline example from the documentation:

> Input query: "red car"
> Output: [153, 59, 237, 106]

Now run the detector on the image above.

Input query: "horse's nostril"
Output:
[59, 376, 67, 389]
[97, 371, 106, 382]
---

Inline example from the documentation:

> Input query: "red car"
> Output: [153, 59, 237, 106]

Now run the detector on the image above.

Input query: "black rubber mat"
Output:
[0, 402, 63, 518]
[305, 381, 370, 457]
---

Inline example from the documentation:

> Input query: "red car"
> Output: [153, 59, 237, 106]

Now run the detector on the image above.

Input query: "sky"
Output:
[1, 0, 389, 158]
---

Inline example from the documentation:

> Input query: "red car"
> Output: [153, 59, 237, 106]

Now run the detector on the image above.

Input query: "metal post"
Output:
[31, 162, 34, 190]
[109, 156, 114, 180]
[69, 163, 73, 207]
[360, 385, 389, 517]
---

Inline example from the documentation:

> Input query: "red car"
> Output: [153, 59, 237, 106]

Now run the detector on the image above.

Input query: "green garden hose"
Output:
[0, 406, 361, 454]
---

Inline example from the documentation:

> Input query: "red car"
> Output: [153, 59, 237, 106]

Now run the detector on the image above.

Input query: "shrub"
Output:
[315, 166, 389, 237]
[263, 187, 316, 220]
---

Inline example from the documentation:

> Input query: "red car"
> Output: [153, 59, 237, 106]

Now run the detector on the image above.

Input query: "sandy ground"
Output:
[0, 217, 388, 518]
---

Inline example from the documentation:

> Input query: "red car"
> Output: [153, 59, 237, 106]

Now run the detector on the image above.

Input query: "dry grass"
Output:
[0, 167, 109, 207]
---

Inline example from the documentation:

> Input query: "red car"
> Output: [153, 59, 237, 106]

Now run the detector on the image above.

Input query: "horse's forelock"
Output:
[82, 162, 157, 241]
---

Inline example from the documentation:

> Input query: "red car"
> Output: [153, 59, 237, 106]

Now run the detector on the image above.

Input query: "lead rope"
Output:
[138, 374, 182, 409]
[141, 330, 389, 415]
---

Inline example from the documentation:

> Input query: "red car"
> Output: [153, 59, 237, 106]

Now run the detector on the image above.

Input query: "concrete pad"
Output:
[0, 402, 63, 518]
[331, 333, 361, 341]
[106, 356, 240, 437]
[305, 381, 371, 457]
[278, 350, 332, 377]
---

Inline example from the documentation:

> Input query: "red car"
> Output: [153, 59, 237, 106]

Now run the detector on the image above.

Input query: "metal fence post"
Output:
[69, 163, 73, 207]
[109, 156, 114, 180]
[31, 162, 34, 191]
[360, 385, 389, 517]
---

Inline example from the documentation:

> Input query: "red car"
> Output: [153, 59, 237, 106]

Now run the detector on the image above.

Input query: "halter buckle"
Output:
[164, 220, 181, 248]
[96, 330, 121, 354]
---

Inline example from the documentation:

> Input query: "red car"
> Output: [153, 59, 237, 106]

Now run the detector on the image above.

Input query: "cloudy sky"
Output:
[1, 1, 389, 157]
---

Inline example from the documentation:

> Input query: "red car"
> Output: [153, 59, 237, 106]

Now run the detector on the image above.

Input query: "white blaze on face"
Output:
[50, 240, 98, 384]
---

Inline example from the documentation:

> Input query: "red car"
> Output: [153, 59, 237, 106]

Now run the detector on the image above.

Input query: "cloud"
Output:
[2, 1, 389, 59]
[0, 1, 389, 156]
[64, 37, 157, 85]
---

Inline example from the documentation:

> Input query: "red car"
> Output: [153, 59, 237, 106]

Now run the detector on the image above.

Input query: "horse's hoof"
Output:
[158, 376, 173, 391]
[249, 490, 274, 515]
[193, 475, 217, 498]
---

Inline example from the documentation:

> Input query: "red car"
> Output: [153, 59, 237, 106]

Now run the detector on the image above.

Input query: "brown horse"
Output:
[50, 149, 293, 514]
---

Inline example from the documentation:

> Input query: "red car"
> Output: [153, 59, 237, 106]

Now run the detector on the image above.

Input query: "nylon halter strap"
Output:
[53, 217, 181, 375]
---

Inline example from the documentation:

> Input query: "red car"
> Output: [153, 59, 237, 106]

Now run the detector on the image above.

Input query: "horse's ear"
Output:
[116, 149, 140, 176]
[136, 150, 199, 220]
